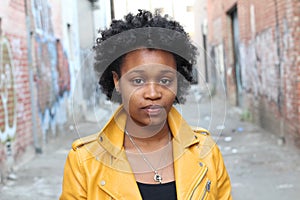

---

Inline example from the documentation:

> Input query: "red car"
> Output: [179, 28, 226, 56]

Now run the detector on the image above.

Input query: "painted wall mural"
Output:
[0, 36, 17, 143]
[31, 0, 70, 138]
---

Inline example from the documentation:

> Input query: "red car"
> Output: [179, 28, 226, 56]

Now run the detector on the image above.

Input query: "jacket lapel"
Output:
[168, 107, 209, 200]
[96, 106, 143, 199]
[173, 146, 208, 200]
[97, 164, 142, 199]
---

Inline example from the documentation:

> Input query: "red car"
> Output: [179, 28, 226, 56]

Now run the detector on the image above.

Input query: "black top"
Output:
[137, 181, 177, 200]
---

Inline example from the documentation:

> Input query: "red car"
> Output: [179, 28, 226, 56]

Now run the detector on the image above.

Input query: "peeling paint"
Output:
[239, 17, 295, 122]
[240, 28, 280, 102]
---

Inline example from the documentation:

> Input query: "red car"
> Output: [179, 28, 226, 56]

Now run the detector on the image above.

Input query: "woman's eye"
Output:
[132, 78, 145, 85]
[160, 78, 172, 85]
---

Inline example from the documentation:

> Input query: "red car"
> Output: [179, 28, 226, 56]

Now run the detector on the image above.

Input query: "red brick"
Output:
[206, 0, 300, 144]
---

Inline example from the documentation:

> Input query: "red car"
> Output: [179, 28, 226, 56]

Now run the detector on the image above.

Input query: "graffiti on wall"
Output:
[31, 0, 70, 136]
[239, 20, 294, 120]
[0, 37, 17, 143]
[239, 28, 280, 102]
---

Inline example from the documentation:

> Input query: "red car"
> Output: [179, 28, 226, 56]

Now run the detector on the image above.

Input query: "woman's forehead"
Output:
[120, 49, 177, 75]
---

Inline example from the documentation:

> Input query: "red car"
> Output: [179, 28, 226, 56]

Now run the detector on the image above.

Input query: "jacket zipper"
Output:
[200, 180, 211, 200]
[189, 167, 208, 199]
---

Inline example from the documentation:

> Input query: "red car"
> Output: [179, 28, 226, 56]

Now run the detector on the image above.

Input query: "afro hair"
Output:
[93, 9, 198, 104]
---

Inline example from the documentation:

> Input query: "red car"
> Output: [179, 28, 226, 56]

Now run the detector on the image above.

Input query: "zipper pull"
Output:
[206, 180, 211, 192]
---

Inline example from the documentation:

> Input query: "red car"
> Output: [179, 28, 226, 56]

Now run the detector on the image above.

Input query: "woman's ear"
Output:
[112, 71, 120, 93]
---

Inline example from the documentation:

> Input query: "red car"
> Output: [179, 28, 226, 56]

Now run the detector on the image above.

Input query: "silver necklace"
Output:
[125, 130, 171, 184]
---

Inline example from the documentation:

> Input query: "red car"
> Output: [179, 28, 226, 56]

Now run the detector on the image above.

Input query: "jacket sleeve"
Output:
[60, 149, 87, 200]
[214, 145, 232, 200]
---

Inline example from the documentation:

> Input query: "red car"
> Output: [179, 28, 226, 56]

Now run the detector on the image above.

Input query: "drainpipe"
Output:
[24, 0, 41, 153]
[274, 0, 285, 144]
[110, 0, 115, 20]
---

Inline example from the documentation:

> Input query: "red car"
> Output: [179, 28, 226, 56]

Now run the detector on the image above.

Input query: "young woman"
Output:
[60, 10, 232, 200]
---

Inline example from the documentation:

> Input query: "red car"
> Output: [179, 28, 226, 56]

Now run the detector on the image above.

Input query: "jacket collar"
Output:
[96, 105, 207, 199]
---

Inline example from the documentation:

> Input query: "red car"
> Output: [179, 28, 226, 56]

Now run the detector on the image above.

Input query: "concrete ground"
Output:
[1, 94, 300, 200]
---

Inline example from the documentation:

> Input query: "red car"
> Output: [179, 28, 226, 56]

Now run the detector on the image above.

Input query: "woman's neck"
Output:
[124, 120, 171, 152]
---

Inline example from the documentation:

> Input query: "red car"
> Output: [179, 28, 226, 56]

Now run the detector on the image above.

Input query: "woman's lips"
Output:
[142, 105, 163, 115]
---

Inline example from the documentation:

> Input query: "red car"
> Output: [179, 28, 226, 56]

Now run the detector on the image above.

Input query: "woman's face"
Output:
[113, 49, 177, 127]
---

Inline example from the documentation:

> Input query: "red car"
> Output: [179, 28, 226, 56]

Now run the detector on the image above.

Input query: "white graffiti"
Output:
[0, 37, 17, 143]
[239, 28, 280, 102]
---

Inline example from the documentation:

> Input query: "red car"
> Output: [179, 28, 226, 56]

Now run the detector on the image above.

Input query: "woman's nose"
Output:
[143, 82, 162, 100]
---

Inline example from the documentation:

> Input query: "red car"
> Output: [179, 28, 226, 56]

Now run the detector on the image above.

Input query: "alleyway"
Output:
[1, 94, 300, 200]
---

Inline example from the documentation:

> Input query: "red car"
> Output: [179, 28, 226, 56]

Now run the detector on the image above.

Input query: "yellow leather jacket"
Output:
[60, 106, 232, 200]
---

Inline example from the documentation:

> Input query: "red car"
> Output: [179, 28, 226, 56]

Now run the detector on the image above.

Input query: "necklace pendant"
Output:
[154, 172, 162, 183]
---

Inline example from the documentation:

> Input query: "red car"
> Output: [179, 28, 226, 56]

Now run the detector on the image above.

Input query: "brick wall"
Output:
[285, 0, 300, 145]
[0, 0, 73, 180]
[0, 0, 34, 175]
[206, 0, 300, 145]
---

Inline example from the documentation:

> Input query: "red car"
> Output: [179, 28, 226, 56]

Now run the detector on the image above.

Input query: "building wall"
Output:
[77, 0, 95, 50]
[27, 0, 72, 143]
[75, 0, 112, 119]
[0, 0, 79, 181]
[0, 0, 36, 180]
[194, 0, 212, 89]
[206, 0, 300, 146]
[77, 0, 111, 50]
[113, 0, 195, 36]
[60, 0, 84, 122]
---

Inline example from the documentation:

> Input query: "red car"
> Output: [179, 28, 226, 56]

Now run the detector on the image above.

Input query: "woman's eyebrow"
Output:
[127, 69, 145, 75]
[126, 69, 176, 75]
[160, 69, 176, 73]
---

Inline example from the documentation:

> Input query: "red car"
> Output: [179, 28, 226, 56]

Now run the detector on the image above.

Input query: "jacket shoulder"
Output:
[72, 133, 98, 151]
